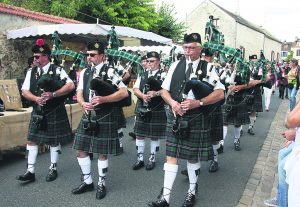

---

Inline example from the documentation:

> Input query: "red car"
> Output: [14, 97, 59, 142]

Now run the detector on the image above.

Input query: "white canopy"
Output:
[6, 23, 172, 45]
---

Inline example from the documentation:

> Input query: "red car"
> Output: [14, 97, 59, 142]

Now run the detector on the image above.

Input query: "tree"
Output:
[152, 2, 186, 41]
[1, 0, 185, 40]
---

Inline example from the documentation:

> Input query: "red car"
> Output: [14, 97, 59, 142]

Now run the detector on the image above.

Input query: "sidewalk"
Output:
[237, 98, 290, 207]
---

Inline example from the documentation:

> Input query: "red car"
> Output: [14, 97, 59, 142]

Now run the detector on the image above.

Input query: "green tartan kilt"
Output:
[210, 106, 223, 142]
[223, 93, 250, 126]
[28, 104, 72, 145]
[165, 107, 213, 161]
[134, 101, 167, 139]
[247, 92, 263, 112]
[73, 107, 121, 155]
[115, 107, 126, 129]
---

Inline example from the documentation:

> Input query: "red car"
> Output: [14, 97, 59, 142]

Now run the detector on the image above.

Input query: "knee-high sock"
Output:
[187, 161, 201, 195]
[163, 163, 178, 203]
[77, 156, 93, 184]
[136, 139, 145, 161]
[49, 145, 60, 170]
[98, 159, 108, 186]
[27, 144, 38, 173]
[212, 143, 220, 162]
[234, 126, 242, 142]
[249, 115, 256, 129]
[118, 128, 124, 147]
[150, 139, 160, 162]
[223, 126, 228, 141]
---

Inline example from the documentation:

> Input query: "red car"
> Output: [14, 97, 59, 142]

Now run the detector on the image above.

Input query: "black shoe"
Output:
[208, 160, 218, 173]
[132, 160, 144, 170]
[247, 128, 255, 135]
[46, 168, 58, 182]
[96, 184, 106, 200]
[234, 140, 241, 151]
[72, 182, 94, 194]
[146, 161, 156, 171]
[129, 132, 136, 139]
[182, 192, 196, 207]
[285, 96, 289, 99]
[181, 169, 188, 176]
[148, 198, 169, 207]
[16, 171, 35, 182]
[217, 144, 224, 154]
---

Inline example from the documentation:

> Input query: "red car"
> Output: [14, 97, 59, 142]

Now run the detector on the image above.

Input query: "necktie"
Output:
[186, 62, 193, 80]
[91, 66, 97, 78]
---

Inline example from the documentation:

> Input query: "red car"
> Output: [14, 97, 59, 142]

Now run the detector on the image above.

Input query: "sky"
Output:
[154, 0, 300, 42]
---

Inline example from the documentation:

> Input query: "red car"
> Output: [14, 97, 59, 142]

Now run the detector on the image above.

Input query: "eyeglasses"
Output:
[33, 55, 45, 59]
[183, 46, 200, 50]
[87, 53, 98, 57]
[147, 60, 156, 63]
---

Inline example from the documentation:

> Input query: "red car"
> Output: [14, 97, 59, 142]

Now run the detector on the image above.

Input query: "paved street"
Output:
[0, 94, 283, 207]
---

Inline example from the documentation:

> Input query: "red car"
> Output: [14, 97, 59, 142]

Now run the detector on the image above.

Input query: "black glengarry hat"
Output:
[147, 51, 160, 60]
[203, 48, 214, 57]
[141, 55, 147, 61]
[32, 39, 51, 56]
[87, 41, 105, 54]
[184, 33, 202, 44]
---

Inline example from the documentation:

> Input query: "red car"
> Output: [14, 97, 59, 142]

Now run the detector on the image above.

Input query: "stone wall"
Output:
[0, 13, 51, 80]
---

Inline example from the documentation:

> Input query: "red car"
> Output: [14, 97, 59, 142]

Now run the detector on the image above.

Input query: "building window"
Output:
[297, 49, 300, 56]
[281, 51, 288, 57]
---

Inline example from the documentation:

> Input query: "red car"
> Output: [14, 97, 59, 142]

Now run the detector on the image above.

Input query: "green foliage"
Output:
[1, 0, 185, 41]
[285, 50, 294, 62]
[153, 2, 186, 41]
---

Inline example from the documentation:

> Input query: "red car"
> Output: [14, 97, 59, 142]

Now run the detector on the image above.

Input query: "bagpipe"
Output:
[32, 65, 67, 131]
[137, 70, 163, 122]
[182, 57, 224, 115]
[89, 65, 132, 111]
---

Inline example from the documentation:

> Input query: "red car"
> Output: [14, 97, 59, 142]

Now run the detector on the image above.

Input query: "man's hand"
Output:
[35, 96, 45, 106]
[41, 92, 54, 101]
[180, 99, 200, 111]
[170, 100, 184, 117]
[147, 91, 157, 99]
[143, 94, 151, 102]
[282, 128, 296, 141]
[91, 96, 107, 107]
[82, 102, 94, 111]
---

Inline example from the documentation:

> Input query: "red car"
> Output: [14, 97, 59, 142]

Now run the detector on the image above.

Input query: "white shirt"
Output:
[161, 58, 225, 99]
[77, 63, 126, 91]
[133, 69, 160, 89]
[22, 62, 72, 90]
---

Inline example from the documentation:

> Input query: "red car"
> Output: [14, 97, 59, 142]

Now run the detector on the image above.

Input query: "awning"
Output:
[6, 23, 172, 45]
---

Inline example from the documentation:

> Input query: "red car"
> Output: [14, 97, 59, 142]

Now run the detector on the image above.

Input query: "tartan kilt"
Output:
[247, 92, 263, 112]
[28, 104, 72, 145]
[73, 107, 121, 155]
[165, 106, 213, 161]
[134, 101, 166, 139]
[115, 107, 126, 129]
[210, 106, 223, 142]
[223, 93, 250, 126]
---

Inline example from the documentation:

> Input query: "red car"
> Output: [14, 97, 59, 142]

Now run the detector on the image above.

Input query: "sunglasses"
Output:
[33, 55, 45, 59]
[87, 53, 99, 57]
[147, 60, 156, 63]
